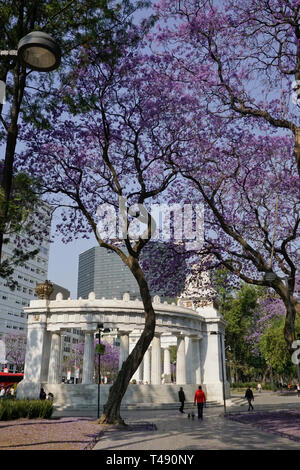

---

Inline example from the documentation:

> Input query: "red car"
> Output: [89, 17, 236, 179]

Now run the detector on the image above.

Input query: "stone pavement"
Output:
[91, 392, 300, 451]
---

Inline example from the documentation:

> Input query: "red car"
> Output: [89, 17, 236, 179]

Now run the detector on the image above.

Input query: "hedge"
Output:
[0, 399, 53, 421]
[231, 382, 275, 390]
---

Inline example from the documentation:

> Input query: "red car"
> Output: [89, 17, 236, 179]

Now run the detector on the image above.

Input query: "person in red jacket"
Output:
[194, 385, 206, 419]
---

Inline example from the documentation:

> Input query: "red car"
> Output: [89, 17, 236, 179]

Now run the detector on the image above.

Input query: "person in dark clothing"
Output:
[178, 387, 186, 413]
[39, 388, 46, 400]
[245, 387, 254, 411]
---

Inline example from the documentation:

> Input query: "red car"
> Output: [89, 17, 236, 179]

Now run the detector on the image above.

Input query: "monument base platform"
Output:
[16, 381, 230, 409]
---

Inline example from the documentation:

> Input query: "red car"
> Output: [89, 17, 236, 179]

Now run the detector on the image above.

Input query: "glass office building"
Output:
[77, 241, 187, 301]
[77, 246, 141, 300]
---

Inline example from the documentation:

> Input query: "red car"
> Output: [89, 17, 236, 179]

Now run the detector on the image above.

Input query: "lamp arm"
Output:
[0, 51, 18, 57]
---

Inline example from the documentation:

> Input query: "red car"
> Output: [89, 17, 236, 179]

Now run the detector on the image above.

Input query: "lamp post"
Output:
[0, 31, 61, 261]
[225, 345, 231, 386]
[211, 331, 227, 415]
[96, 323, 110, 419]
[60, 334, 67, 383]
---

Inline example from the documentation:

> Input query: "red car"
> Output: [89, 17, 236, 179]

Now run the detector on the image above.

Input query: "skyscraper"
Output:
[77, 242, 185, 301]
[0, 202, 51, 372]
[0, 203, 51, 339]
[77, 246, 141, 300]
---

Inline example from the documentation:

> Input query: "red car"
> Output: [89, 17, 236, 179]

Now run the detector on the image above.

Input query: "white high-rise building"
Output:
[0, 203, 51, 371]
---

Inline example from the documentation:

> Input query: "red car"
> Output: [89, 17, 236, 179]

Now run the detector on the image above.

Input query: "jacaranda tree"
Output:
[17, 21, 196, 423]
[151, 0, 300, 353]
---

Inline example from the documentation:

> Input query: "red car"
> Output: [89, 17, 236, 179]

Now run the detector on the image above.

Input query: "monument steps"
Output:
[53, 400, 222, 411]
[42, 383, 224, 410]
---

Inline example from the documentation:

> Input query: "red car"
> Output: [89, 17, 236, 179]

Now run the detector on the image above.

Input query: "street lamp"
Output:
[0, 31, 61, 71]
[211, 331, 227, 415]
[96, 323, 110, 419]
[0, 31, 61, 263]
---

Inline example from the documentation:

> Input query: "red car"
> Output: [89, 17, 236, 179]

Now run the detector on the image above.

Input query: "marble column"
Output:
[151, 333, 162, 384]
[82, 331, 95, 384]
[119, 331, 130, 369]
[132, 362, 143, 383]
[48, 331, 61, 384]
[143, 348, 151, 384]
[40, 330, 52, 382]
[176, 334, 186, 384]
[23, 320, 50, 383]
[187, 336, 201, 384]
[194, 337, 202, 384]
[130, 333, 143, 382]
[185, 336, 193, 384]
[163, 347, 171, 383]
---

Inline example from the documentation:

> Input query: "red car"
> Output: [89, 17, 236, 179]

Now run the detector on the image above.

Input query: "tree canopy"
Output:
[0, 0, 154, 277]
[148, 0, 300, 352]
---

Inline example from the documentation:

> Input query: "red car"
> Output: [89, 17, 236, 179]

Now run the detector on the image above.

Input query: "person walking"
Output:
[297, 383, 300, 398]
[257, 383, 262, 393]
[39, 388, 46, 400]
[178, 387, 186, 413]
[194, 385, 206, 419]
[245, 386, 254, 411]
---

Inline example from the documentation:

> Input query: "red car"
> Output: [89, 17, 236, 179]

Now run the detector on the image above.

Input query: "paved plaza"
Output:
[52, 391, 300, 451]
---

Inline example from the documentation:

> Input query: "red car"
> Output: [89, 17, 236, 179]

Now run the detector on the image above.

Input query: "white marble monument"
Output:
[17, 277, 229, 408]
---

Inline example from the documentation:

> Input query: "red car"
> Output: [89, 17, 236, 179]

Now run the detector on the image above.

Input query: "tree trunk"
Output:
[274, 280, 299, 355]
[98, 257, 155, 425]
[283, 297, 299, 356]
[0, 65, 26, 260]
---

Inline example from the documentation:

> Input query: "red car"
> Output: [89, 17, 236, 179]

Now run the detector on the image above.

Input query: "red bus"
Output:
[0, 372, 24, 390]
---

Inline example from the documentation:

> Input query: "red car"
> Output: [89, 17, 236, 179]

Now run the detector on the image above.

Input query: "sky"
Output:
[47, 232, 96, 299]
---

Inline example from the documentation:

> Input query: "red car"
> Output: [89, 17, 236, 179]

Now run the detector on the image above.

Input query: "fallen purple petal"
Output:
[0, 417, 103, 450]
[226, 410, 300, 442]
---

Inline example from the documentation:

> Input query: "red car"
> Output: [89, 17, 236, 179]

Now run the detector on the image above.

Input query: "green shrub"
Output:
[231, 382, 258, 389]
[261, 383, 274, 390]
[0, 399, 53, 421]
[231, 381, 277, 391]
